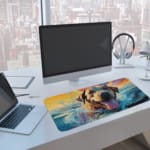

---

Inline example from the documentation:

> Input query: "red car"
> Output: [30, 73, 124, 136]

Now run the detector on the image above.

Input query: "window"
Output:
[0, 0, 41, 71]
[48, 0, 150, 51]
[1, 0, 150, 71]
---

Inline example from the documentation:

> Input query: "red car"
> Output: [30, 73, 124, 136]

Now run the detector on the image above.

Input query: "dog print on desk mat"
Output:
[44, 78, 149, 131]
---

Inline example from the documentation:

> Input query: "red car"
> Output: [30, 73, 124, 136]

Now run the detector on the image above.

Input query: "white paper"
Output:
[6, 76, 35, 89]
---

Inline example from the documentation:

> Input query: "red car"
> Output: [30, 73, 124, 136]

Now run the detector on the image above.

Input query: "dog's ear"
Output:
[82, 90, 86, 104]
[77, 90, 85, 102]
[77, 90, 86, 103]
[104, 85, 119, 93]
[113, 87, 119, 93]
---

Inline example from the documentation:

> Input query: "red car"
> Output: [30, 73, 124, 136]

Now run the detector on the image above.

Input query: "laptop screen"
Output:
[0, 73, 17, 120]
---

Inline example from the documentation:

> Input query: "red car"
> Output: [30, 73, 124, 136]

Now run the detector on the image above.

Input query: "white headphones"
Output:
[112, 33, 135, 60]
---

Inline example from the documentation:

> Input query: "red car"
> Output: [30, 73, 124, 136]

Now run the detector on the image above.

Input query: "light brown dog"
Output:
[77, 85, 119, 112]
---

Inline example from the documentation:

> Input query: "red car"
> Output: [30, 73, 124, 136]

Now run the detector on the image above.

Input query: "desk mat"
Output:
[44, 78, 149, 131]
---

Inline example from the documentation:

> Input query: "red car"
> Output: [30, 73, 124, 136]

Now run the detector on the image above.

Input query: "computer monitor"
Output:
[39, 22, 112, 84]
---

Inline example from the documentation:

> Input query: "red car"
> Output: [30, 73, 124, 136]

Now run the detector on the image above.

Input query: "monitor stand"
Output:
[67, 77, 98, 88]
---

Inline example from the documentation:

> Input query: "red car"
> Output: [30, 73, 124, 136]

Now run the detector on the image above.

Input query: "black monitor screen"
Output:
[39, 22, 112, 77]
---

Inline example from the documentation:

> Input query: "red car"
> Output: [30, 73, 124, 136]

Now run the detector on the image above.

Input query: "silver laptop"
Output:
[0, 73, 47, 135]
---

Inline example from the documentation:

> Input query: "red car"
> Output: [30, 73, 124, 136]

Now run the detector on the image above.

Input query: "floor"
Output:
[103, 138, 149, 150]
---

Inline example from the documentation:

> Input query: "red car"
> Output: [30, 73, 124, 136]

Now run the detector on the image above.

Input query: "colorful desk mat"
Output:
[44, 78, 149, 131]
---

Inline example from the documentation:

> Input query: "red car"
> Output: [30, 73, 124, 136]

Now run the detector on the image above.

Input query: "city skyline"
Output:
[0, 0, 150, 70]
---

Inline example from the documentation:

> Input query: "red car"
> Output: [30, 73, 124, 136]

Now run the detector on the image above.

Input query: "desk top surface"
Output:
[1, 57, 150, 150]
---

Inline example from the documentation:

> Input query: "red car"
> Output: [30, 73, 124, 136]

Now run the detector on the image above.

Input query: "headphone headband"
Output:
[112, 33, 135, 51]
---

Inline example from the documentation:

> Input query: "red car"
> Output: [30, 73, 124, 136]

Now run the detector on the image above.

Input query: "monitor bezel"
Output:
[39, 22, 112, 84]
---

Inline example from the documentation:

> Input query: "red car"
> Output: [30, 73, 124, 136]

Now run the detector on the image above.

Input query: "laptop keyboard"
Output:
[0, 104, 34, 129]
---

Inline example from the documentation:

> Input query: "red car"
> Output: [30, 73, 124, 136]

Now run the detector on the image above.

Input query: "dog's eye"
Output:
[89, 90, 94, 94]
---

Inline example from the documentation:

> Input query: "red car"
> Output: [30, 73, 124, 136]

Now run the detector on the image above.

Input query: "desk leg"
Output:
[134, 131, 150, 149]
[142, 130, 150, 147]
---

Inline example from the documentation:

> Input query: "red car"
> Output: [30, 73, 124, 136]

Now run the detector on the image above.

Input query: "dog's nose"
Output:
[101, 92, 112, 101]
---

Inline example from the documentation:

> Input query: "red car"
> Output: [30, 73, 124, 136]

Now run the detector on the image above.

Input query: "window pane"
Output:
[0, 0, 41, 71]
[48, 0, 150, 52]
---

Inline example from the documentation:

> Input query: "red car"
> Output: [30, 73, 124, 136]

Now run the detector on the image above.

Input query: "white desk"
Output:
[1, 56, 150, 150]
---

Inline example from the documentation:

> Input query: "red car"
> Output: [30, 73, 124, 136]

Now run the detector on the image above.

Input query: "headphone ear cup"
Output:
[125, 52, 132, 59]
[113, 51, 120, 59]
